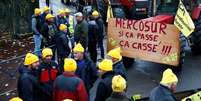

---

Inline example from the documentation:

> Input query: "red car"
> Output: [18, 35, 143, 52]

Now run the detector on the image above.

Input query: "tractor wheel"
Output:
[172, 33, 186, 73]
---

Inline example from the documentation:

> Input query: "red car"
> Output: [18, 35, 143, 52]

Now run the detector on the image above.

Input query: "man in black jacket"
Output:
[88, 14, 99, 63]
[41, 14, 58, 60]
[55, 24, 71, 72]
[18, 53, 41, 101]
[93, 10, 105, 59]
[95, 59, 115, 101]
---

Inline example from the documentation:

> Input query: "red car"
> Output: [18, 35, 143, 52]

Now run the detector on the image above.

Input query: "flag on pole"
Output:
[174, 0, 195, 37]
[106, 0, 114, 22]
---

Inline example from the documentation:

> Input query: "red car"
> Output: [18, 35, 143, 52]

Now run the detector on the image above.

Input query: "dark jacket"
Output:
[74, 19, 88, 48]
[41, 12, 48, 25]
[17, 66, 42, 101]
[41, 21, 58, 45]
[113, 61, 128, 80]
[75, 55, 98, 93]
[55, 31, 70, 56]
[38, 61, 59, 101]
[32, 15, 43, 35]
[149, 84, 177, 101]
[95, 17, 104, 39]
[56, 16, 68, 27]
[53, 72, 88, 101]
[106, 92, 130, 101]
[88, 20, 98, 43]
[95, 71, 116, 101]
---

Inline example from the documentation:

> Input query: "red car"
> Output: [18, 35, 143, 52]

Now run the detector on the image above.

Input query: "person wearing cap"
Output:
[64, 8, 75, 37]
[53, 58, 88, 101]
[17, 53, 42, 101]
[93, 10, 105, 59]
[107, 47, 128, 80]
[73, 43, 98, 93]
[88, 12, 99, 63]
[56, 9, 68, 27]
[32, 8, 43, 57]
[74, 12, 88, 49]
[149, 68, 178, 101]
[55, 24, 71, 72]
[106, 75, 130, 101]
[38, 48, 59, 101]
[41, 6, 50, 24]
[95, 59, 115, 101]
[9, 97, 23, 101]
[41, 13, 58, 59]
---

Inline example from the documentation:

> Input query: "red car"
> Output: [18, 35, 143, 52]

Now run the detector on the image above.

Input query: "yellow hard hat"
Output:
[160, 68, 178, 85]
[34, 8, 41, 15]
[43, 6, 50, 12]
[65, 8, 71, 13]
[64, 58, 77, 72]
[58, 9, 65, 15]
[92, 10, 99, 16]
[45, 14, 55, 20]
[24, 53, 39, 66]
[112, 75, 126, 92]
[9, 97, 23, 101]
[63, 99, 72, 101]
[107, 47, 122, 61]
[42, 48, 53, 58]
[98, 59, 113, 71]
[73, 43, 84, 53]
[59, 24, 67, 31]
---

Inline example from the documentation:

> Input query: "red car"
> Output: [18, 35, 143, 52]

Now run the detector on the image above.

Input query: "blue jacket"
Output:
[17, 66, 43, 101]
[56, 16, 68, 27]
[113, 61, 128, 80]
[149, 84, 177, 101]
[95, 71, 116, 101]
[75, 55, 98, 93]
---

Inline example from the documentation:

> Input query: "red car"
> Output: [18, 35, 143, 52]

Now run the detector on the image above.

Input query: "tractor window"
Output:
[156, 0, 179, 15]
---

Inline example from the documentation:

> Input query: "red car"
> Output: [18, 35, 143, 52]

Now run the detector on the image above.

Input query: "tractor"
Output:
[94, 0, 201, 71]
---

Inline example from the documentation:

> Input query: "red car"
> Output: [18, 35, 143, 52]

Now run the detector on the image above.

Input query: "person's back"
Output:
[106, 75, 129, 101]
[88, 18, 98, 63]
[149, 69, 178, 101]
[149, 85, 176, 101]
[53, 58, 88, 101]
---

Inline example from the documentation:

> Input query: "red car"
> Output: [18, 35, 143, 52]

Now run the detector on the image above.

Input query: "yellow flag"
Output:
[174, 0, 195, 37]
[106, 0, 114, 22]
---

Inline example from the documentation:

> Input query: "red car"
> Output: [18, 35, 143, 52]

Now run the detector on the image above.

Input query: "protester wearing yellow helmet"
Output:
[56, 9, 68, 27]
[107, 47, 128, 80]
[34, 8, 41, 16]
[38, 48, 59, 101]
[41, 6, 50, 24]
[18, 53, 41, 101]
[64, 8, 75, 37]
[32, 8, 42, 57]
[149, 68, 178, 101]
[92, 10, 105, 60]
[72, 43, 98, 93]
[53, 58, 88, 101]
[41, 12, 57, 61]
[106, 75, 130, 101]
[95, 59, 116, 101]
[9, 97, 23, 101]
[55, 24, 71, 72]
